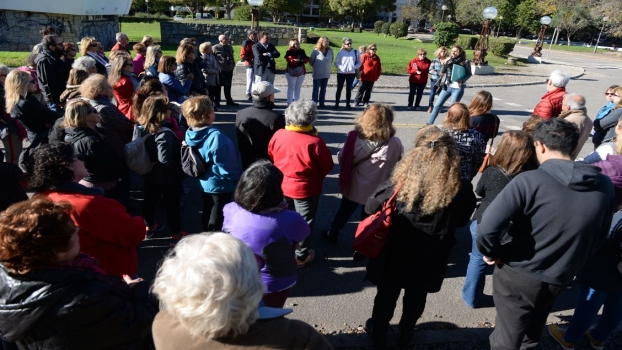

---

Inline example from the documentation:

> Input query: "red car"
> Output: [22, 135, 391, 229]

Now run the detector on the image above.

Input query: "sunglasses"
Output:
[369, 48, 377, 51]
[74, 153, 85, 162]
[344, 42, 352, 45]
[606, 93, 616, 96]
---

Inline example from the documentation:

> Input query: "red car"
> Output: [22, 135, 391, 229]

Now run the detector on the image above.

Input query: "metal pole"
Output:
[442, 9, 445, 22]
[545, 27, 557, 60]
[594, 21, 606, 53]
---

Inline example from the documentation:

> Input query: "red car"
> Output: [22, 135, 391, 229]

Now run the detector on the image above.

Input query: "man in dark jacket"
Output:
[213, 34, 238, 107]
[35, 35, 69, 114]
[236, 81, 284, 169]
[240, 29, 258, 101]
[252, 32, 280, 84]
[477, 118, 616, 350]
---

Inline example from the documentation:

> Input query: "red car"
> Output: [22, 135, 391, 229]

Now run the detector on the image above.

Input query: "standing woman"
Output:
[364, 126, 476, 348]
[462, 131, 537, 308]
[108, 55, 138, 122]
[175, 43, 205, 96]
[284, 38, 310, 105]
[80, 37, 107, 75]
[427, 47, 450, 113]
[468, 90, 500, 143]
[143, 45, 162, 77]
[322, 104, 403, 246]
[441, 103, 486, 181]
[158, 55, 192, 103]
[406, 48, 431, 111]
[0, 65, 24, 165]
[334, 38, 361, 110]
[199, 42, 221, 109]
[309, 36, 333, 107]
[355, 44, 382, 108]
[137, 95, 185, 245]
[427, 45, 472, 125]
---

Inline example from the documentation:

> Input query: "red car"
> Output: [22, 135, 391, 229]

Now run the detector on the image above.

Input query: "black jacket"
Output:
[35, 49, 68, 105]
[64, 126, 126, 183]
[84, 97, 133, 159]
[593, 107, 622, 147]
[135, 125, 184, 185]
[0, 265, 157, 349]
[174, 60, 205, 95]
[252, 42, 281, 75]
[11, 94, 58, 138]
[0, 161, 27, 212]
[235, 100, 285, 169]
[365, 180, 476, 292]
[477, 159, 616, 285]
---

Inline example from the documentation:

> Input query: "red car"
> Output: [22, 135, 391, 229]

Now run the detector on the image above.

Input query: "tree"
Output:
[514, 0, 543, 37]
[204, 0, 239, 19]
[433, 21, 459, 47]
[328, 0, 396, 29]
[389, 22, 408, 38]
[401, 0, 423, 21]
[591, 0, 622, 38]
[262, 0, 304, 23]
[373, 21, 384, 35]
[551, 3, 591, 45]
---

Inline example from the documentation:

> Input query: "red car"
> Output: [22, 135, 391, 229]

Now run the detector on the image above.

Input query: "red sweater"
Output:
[45, 190, 146, 277]
[360, 53, 382, 82]
[113, 76, 134, 122]
[533, 87, 566, 119]
[407, 57, 431, 84]
[268, 129, 334, 198]
[240, 38, 256, 67]
[111, 42, 131, 54]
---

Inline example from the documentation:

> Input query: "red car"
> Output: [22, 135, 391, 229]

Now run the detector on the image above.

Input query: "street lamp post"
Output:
[447, 15, 452, 22]
[473, 6, 497, 65]
[442, 5, 448, 22]
[594, 16, 609, 53]
[247, 0, 264, 30]
[145, 0, 149, 13]
[531, 16, 551, 57]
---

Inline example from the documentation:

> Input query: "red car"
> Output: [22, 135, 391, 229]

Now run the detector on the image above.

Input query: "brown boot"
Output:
[427, 106, 433, 113]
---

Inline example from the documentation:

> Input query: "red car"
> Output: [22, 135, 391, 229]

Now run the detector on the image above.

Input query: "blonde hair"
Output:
[152, 232, 264, 340]
[66, 68, 89, 86]
[144, 45, 162, 70]
[107, 56, 131, 88]
[109, 50, 131, 63]
[417, 48, 427, 55]
[468, 90, 493, 117]
[80, 37, 97, 56]
[615, 117, 622, 154]
[434, 46, 447, 58]
[354, 103, 396, 142]
[63, 100, 93, 128]
[4, 70, 31, 114]
[613, 87, 622, 110]
[315, 36, 329, 51]
[139, 95, 169, 134]
[182, 95, 213, 128]
[79, 74, 109, 99]
[443, 103, 470, 131]
[391, 126, 461, 215]
[198, 42, 213, 54]
[141, 35, 153, 46]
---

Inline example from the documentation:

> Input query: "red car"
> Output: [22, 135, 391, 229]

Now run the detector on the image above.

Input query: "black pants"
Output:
[217, 70, 234, 104]
[490, 265, 566, 350]
[207, 86, 219, 106]
[328, 196, 368, 236]
[355, 81, 375, 104]
[371, 281, 428, 335]
[408, 82, 426, 107]
[143, 181, 182, 235]
[201, 192, 232, 231]
[104, 171, 131, 209]
[335, 73, 355, 106]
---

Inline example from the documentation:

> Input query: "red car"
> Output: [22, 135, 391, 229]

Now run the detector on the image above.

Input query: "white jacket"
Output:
[334, 49, 361, 74]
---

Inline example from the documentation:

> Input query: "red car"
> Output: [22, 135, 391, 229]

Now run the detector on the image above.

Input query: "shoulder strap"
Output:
[352, 139, 389, 168]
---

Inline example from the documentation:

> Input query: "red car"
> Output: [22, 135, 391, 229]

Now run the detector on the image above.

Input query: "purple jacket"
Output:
[593, 154, 622, 207]
[223, 202, 310, 293]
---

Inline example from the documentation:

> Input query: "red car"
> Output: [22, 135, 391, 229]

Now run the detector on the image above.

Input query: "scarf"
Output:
[596, 102, 616, 120]
[86, 51, 109, 68]
[123, 71, 140, 91]
[285, 124, 319, 135]
[338, 130, 358, 196]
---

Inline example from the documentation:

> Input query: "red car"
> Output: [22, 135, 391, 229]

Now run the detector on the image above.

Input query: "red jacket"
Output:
[111, 42, 130, 54]
[268, 129, 334, 198]
[360, 53, 382, 82]
[285, 48, 310, 75]
[113, 76, 134, 122]
[407, 57, 431, 84]
[533, 87, 566, 119]
[45, 190, 146, 277]
[240, 38, 256, 67]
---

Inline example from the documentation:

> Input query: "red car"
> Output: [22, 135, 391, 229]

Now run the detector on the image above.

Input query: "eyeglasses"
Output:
[418, 53, 426, 56]
[74, 153, 85, 162]
[344, 42, 352, 45]
[369, 48, 377, 51]
[606, 93, 615, 96]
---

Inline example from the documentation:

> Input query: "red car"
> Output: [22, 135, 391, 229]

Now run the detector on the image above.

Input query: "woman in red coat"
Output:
[407, 48, 431, 110]
[355, 44, 382, 107]
[109, 55, 138, 122]
[284, 38, 310, 105]
[30, 143, 146, 278]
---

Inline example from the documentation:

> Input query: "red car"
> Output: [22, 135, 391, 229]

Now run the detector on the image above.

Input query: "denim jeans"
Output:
[428, 79, 437, 107]
[462, 220, 493, 308]
[312, 78, 329, 104]
[426, 86, 465, 124]
[564, 283, 622, 342]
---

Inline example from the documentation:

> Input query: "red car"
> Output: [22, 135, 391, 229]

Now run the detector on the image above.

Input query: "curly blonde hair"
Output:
[354, 103, 396, 142]
[391, 126, 461, 215]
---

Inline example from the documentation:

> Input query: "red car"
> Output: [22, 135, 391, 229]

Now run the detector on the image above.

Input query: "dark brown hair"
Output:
[175, 44, 195, 64]
[157, 56, 177, 74]
[489, 130, 538, 176]
[468, 90, 493, 117]
[0, 197, 75, 274]
[139, 95, 169, 134]
[133, 79, 165, 122]
[522, 114, 546, 134]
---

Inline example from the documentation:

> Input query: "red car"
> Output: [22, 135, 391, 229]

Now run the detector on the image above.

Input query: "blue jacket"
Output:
[185, 126, 242, 193]
[158, 72, 191, 103]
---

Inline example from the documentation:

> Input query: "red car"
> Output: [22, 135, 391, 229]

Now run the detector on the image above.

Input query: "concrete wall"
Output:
[0, 9, 119, 51]
[160, 22, 307, 46]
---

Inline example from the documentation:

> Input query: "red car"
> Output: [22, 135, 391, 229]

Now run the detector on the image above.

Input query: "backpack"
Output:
[181, 140, 208, 177]
[125, 127, 172, 175]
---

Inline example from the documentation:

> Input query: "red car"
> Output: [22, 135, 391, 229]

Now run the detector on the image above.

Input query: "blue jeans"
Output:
[462, 220, 493, 308]
[428, 79, 437, 107]
[312, 78, 329, 104]
[564, 283, 622, 342]
[426, 86, 465, 124]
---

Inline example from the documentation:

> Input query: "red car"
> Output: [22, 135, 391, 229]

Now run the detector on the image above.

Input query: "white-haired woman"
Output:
[72, 56, 98, 75]
[144, 45, 162, 77]
[268, 99, 333, 267]
[152, 232, 333, 349]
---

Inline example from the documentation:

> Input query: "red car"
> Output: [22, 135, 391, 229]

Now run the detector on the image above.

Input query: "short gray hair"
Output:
[116, 32, 127, 41]
[285, 99, 317, 126]
[564, 93, 586, 110]
[549, 70, 570, 88]
[152, 232, 264, 340]
[0, 64, 10, 77]
[72, 56, 96, 72]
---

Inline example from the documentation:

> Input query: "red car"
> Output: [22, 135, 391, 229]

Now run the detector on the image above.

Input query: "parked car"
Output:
[408, 25, 416, 34]
[195, 13, 214, 19]
[173, 15, 184, 21]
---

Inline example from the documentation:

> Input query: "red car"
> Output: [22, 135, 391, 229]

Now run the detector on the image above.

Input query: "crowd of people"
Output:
[0, 25, 621, 350]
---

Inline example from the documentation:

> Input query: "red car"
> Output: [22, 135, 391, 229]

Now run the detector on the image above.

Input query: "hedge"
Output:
[489, 38, 517, 57]
[455, 35, 479, 50]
